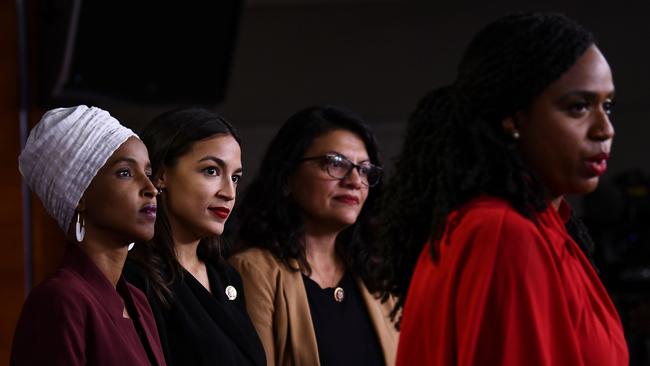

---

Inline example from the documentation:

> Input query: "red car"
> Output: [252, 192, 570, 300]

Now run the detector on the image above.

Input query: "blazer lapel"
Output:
[185, 264, 266, 366]
[118, 279, 167, 366]
[356, 278, 399, 366]
[284, 258, 321, 366]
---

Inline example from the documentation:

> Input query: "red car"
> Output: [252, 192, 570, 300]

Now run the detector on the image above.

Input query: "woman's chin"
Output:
[131, 230, 155, 244]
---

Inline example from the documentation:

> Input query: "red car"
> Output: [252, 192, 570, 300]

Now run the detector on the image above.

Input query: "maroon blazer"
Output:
[11, 244, 167, 366]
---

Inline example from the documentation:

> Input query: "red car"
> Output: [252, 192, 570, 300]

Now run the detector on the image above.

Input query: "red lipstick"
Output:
[334, 195, 360, 205]
[585, 152, 610, 177]
[209, 207, 230, 219]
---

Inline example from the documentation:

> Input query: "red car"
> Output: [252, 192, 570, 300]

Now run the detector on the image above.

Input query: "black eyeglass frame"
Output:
[299, 153, 382, 187]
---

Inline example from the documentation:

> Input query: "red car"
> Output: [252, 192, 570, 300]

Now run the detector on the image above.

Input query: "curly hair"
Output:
[232, 105, 385, 293]
[379, 12, 599, 321]
[128, 107, 241, 308]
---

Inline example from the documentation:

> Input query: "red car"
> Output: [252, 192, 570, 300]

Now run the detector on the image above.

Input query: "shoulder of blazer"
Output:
[229, 247, 300, 276]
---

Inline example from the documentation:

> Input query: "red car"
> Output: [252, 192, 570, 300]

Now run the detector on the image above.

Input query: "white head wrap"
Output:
[19, 105, 137, 232]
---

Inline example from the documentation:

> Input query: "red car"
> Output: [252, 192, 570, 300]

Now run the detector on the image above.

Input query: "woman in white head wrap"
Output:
[11, 105, 167, 366]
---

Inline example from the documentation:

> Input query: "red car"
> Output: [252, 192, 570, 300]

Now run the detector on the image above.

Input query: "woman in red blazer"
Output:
[380, 12, 628, 365]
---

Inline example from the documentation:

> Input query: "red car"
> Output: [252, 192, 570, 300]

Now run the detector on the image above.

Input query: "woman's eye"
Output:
[203, 167, 219, 176]
[568, 102, 590, 116]
[117, 168, 132, 177]
[359, 165, 372, 176]
[327, 156, 346, 168]
[603, 100, 615, 115]
[232, 175, 242, 185]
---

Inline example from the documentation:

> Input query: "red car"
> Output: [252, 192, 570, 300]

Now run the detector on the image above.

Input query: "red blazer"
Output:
[397, 196, 628, 366]
[11, 244, 167, 366]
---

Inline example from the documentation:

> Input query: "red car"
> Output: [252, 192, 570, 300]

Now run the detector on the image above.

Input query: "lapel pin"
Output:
[225, 285, 237, 301]
[334, 287, 345, 302]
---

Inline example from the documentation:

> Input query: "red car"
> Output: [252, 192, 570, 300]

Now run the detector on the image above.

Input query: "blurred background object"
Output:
[584, 170, 650, 365]
[36, 0, 241, 105]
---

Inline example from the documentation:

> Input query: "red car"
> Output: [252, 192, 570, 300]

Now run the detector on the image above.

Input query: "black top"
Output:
[302, 272, 384, 366]
[124, 258, 266, 366]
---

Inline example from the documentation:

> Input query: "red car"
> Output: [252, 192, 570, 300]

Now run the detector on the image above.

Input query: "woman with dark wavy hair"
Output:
[380, 12, 628, 365]
[230, 105, 398, 366]
[124, 107, 266, 366]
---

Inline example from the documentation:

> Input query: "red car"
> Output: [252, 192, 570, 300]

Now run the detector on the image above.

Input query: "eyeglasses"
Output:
[299, 153, 382, 187]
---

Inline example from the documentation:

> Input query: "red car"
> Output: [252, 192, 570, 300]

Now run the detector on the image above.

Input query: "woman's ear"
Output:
[156, 168, 167, 190]
[501, 112, 523, 140]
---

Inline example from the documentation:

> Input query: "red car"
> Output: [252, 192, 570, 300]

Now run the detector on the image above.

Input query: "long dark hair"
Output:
[233, 105, 385, 292]
[130, 107, 241, 308]
[380, 12, 599, 320]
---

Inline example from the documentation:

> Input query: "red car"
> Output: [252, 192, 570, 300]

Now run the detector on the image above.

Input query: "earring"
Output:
[75, 213, 85, 242]
[512, 131, 520, 140]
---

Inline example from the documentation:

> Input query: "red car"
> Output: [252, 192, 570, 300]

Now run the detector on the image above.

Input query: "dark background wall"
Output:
[1, 2, 24, 362]
[1, 0, 648, 364]
[99, 0, 649, 187]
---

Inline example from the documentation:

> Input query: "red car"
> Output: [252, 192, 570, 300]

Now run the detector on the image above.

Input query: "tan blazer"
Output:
[230, 247, 398, 366]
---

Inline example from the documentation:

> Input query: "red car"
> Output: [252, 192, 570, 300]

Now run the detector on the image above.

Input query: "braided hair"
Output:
[379, 12, 599, 321]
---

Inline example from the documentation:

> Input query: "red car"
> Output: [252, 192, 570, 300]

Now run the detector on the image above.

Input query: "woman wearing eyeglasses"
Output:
[229, 105, 398, 366]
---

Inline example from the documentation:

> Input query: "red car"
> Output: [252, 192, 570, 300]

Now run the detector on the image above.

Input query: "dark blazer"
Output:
[11, 243, 167, 366]
[125, 258, 266, 366]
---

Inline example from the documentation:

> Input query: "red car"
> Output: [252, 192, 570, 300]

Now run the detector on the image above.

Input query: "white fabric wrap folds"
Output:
[18, 105, 137, 233]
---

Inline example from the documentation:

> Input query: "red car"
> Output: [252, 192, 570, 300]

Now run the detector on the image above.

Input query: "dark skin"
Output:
[504, 45, 615, 209]
[68, 137, 157, 316]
